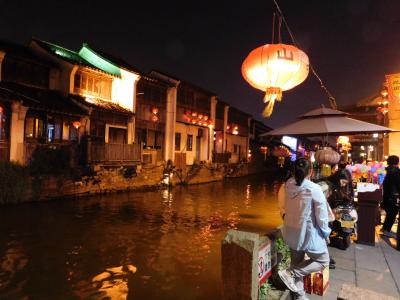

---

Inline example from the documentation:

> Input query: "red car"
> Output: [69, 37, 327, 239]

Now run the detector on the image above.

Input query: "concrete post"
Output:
[221, 230, 271, 300]
[9, 102, 28, 164]
[223, 105, 229, 152]
[164, 86, 177, 162]
[132, 79, 139, 143]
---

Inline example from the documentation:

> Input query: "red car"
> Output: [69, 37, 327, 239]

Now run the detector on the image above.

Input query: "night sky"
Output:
[1, 0, 399, 128]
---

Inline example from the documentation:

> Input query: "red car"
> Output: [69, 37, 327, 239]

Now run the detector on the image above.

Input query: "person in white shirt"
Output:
[277, 158, 331, 300]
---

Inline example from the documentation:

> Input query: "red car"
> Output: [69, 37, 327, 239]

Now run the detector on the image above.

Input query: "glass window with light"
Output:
[187, 134, 193, 151]
[175, 133, 181, 151]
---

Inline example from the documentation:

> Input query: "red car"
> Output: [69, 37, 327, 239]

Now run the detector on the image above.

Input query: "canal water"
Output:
[0, 174, 282, 300]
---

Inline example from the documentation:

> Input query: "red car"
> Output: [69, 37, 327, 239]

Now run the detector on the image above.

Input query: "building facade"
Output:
[1, 38, 271, 170]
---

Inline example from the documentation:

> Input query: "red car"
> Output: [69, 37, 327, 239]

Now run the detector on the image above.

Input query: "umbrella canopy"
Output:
[262, 107, 397, 137]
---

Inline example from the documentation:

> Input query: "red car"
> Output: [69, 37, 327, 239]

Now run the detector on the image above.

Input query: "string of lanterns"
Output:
[377, 85, 389, 116]
[226, 124, 239, 135]
[182, 110, 212, 127]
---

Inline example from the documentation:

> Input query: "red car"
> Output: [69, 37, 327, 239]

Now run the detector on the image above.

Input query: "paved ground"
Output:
[307, 222, 400, 300]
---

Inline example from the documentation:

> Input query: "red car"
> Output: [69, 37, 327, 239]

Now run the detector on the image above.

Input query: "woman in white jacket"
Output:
[277, 158, 331, 300]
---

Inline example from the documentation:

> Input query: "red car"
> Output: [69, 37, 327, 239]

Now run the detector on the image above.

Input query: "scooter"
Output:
[317, 175, 358, 250]
[331, 200, 358, 250]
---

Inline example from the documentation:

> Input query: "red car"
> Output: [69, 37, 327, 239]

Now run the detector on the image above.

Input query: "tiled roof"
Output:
[84, 44, 143, 75]
[70, 94, 133, 115]
[0, 82, 87, 116]
[0, 39, 55, 67]
[32, 39, 119, 77]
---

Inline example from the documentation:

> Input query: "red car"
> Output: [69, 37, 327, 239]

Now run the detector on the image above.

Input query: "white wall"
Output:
[226, 134, 248, 163]
[175, 122, 210, 165]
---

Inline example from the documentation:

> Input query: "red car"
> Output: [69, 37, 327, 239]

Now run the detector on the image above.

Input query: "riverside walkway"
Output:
[307, 223, 400, 300]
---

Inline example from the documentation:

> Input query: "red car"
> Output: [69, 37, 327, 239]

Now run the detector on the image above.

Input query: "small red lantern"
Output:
[203, 115, 209, 121]
[151, 115, 159, 122]
[191, 112, 197, 117]
[72, 121, 81, 129]
[151, 106, 159, 115]
[198, 114, 203, 119]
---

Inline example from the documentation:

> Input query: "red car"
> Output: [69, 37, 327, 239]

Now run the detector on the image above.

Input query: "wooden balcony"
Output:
[89, 142, 142, 163]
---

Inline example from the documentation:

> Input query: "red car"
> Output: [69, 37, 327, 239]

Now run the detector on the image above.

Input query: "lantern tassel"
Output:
[262, 99, 275, 118]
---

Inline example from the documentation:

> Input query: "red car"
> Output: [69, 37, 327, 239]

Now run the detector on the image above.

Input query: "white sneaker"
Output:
[278, 269, 298, 293]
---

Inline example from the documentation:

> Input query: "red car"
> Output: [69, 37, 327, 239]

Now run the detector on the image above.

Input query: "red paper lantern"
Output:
[242, 43, 309, 117]
[72, 121, 81, 129]
[151, 106, 159, 114]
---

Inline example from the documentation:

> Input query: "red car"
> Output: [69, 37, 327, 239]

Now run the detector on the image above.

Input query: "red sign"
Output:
[258, 241, 272, 285]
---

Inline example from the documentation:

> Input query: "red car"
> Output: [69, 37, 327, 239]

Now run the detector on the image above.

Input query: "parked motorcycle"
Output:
[318, 166, 358, 250]
[331, 200, 358, 249]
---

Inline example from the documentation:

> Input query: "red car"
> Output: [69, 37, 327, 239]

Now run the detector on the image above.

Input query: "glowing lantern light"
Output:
[72, 121, 81, 129]
[337, 136, 349, 145]
[241, 43, 309, 117]
[203, 115, 209, 121]
[151, 106, 159, 114]
[198, 114, 203, 120]
[151, 115, 159, 122]
[191, 112, 197, 117]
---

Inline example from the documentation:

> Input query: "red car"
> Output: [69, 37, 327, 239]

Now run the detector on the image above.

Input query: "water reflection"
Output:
[0, 175, 282, 299]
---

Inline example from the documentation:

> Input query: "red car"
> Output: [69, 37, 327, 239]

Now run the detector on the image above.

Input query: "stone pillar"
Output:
[127, 116, 134, 144]
[164, 86, 177, 162]
[246, 117, 251, 161]
[9, 102, 28, 164]
[132, 79, 139, 143]
[223, 105, 229, 152]
[0, 51, 5, 81]
[222, 230, 271, 300]
[209, 96, 217, 161]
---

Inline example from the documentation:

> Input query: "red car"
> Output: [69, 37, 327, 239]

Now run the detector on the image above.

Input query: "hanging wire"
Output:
[272, 0, 338, 109]
[271, 12, 276, 44]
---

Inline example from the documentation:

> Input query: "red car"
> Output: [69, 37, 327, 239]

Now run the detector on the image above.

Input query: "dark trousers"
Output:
[383, 204, 398, 232]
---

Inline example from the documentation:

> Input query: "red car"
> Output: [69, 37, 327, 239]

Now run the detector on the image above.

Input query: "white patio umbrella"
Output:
[261, 107, 397, 137]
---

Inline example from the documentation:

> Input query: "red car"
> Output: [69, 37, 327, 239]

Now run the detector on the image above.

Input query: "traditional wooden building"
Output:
[150, 71, 216, 166]
[0, 40, 85, 164]
[30, 39, 142, 164]
[225, 107, 251, 163]
[136, 75, 171, 164]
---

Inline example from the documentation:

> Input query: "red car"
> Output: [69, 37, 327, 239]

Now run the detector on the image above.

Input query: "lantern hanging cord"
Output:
[272, 0, 338, 109]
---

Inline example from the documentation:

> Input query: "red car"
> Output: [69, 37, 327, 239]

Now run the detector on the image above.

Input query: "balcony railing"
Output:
[23, 142, 78, 166]
[0, 141, 9, 162]
[89, 142, 142, 163]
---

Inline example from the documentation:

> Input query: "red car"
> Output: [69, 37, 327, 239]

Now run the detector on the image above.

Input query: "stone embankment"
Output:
[24, 160, 268, 201]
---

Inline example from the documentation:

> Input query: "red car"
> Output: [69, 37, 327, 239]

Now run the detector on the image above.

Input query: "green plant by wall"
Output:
[0, 161, 29, 204]
[275, 237, 291, 270]
[258, 281, 272, 300]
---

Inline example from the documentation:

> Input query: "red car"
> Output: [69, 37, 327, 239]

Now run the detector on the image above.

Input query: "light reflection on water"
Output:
[0, 175, 282, 300]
